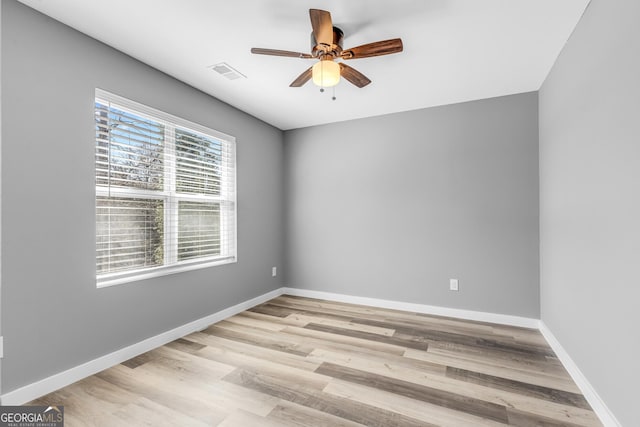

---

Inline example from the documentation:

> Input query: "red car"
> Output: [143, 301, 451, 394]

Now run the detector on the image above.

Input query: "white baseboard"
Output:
[282, 287, 540, 329]
[0, 287, 285, 406]
[539, 321, 621, 427]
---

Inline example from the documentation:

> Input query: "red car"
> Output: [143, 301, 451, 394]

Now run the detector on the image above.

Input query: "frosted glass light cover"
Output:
[312, 60, 340, 87]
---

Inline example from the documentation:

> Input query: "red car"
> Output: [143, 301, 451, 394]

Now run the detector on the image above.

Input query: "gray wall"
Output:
[285, 93, 540, 318]
[1, 0, 284, 393]
[539, 0, 640, 425]
[0, 0, 3, 392]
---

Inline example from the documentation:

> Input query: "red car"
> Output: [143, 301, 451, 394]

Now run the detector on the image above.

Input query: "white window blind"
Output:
[95, 89, 236, 287]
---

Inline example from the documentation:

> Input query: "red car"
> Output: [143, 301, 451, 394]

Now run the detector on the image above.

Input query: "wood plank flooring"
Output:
[30, 295, 602, 426]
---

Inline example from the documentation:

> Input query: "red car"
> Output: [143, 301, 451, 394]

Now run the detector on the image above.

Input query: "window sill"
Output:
[97, 256, 237, 288]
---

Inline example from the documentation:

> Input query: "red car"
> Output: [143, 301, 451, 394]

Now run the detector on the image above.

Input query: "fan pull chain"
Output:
[319, 85, 336, 100]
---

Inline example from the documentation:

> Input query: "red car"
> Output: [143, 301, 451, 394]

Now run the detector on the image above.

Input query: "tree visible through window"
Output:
[95, 90, 236, 286]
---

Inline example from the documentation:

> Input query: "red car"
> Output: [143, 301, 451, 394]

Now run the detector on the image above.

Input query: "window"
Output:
[95, 89, 236, 287]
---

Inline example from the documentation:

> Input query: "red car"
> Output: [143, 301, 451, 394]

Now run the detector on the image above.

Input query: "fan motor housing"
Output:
[311, 26, 344, 58]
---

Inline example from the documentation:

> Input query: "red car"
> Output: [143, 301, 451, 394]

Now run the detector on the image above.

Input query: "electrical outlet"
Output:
[272, 267, 277, 277]
[449, 279, 459, 291]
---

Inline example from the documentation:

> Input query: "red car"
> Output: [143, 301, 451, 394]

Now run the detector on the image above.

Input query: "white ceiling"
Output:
[18, 0, 589, 130]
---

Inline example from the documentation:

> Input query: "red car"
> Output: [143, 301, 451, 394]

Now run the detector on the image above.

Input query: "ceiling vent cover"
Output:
[210, 62, 246, 80]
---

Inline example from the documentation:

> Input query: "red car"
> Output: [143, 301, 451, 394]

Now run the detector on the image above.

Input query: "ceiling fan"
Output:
[251, 9, 403, 89]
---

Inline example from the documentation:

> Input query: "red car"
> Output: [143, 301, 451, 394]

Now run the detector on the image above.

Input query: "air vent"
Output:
[210, 62, 246, 80]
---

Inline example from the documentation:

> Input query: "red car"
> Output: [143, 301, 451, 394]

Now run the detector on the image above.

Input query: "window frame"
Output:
[95, 89, 237, 288]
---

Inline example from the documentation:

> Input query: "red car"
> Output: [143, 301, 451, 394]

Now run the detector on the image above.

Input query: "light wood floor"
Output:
[31, 295, 602, 426]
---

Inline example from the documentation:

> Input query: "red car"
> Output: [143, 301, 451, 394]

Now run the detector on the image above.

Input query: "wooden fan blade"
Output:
[251, 48, 313, 59]
[341, 38, 403, 60]
[309, 9, 333, 46]
[339, 63, 371, 88]
[290, 67, 313, 87]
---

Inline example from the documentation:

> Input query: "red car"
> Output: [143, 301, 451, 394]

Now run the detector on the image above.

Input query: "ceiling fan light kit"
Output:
[312, 60, 340, 87]
[251, 8, 403, 91]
